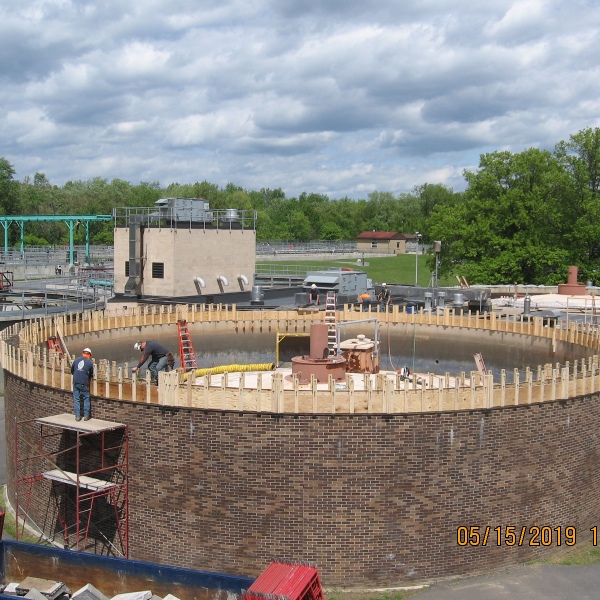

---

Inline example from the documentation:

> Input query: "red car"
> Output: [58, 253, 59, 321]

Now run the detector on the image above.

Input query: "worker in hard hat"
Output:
[71, 347, 94, 421]
[378, 283, 392, 312]
[308, 284, 320, 306]
[132, 340, 171, 384]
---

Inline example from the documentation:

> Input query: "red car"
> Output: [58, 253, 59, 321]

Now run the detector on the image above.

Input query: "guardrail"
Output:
[2, 305, 600, 413]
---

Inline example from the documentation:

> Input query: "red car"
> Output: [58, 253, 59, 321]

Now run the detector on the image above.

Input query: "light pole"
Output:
[414, 232, 422, 285]
[433, 240, 442, 288]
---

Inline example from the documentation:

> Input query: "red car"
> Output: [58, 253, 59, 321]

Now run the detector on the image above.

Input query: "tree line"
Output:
[1, 127, 599, 286]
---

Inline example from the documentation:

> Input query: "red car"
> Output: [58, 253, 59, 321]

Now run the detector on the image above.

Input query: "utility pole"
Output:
[433, 240, 442, 288]
[415, 232, 422, 285]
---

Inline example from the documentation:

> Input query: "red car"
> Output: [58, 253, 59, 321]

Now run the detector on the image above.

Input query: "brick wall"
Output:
[5, 371, 600, 586]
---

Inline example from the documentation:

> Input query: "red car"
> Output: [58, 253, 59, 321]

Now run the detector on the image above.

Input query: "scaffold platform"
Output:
[15, 413, 129, 558]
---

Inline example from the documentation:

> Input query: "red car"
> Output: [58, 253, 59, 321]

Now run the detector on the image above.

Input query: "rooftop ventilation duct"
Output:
[217, 275, 229, 293]
[193, 276, 206, 294]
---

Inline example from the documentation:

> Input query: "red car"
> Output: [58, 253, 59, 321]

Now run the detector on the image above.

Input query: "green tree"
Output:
[556, 127, 600, 196]
[555, 127, 600, 279]
[429, 148, 571, 285]
[365, 191, 398, 231]
[0, 158, 20, 215]
[320, 222, 344, 240]
[289, 210, 312, 241]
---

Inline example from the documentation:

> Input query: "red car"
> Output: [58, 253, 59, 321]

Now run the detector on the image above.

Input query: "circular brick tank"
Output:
[3, 309, 600, 587]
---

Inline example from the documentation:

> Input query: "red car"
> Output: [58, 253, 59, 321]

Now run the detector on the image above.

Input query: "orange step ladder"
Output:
[47, 336, 64, 357]
[177, 320, 198, 371]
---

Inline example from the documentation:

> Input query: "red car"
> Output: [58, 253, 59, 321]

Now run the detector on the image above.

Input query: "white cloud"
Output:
[1, 0, 600, 198]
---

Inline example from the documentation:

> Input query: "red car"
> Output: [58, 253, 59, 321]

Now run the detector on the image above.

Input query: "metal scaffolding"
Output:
[14, 413, 129, 557]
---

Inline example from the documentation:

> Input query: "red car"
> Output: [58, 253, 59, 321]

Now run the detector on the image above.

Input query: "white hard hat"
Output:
[83, 347, 92, 354]
[311, 284, 317, 289]
[134, 342, 142, 351]
[382, 283, 387, 287]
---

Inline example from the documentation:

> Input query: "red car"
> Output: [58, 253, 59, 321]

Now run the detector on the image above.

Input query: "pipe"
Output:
[182, 362, 275, 382]
[238, 274, 249, 285]
[194, 276, 206, 288]
[218, 276, 229, 286]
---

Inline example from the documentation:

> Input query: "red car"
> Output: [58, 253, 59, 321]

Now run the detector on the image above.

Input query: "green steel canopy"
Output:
[0, 215, 112, 264]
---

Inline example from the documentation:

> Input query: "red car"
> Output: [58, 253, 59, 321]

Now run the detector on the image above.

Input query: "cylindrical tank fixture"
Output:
[437, 291, 446, 309]
[223, 209, 240, 222]
[310, 323, 330, 359]
[424, 292, 433, 310]
[523, 294, 531, 316]
[251, 285, 264, 302]
[453, 293, 464, 306]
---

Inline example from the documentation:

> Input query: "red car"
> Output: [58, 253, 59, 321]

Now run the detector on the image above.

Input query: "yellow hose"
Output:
[182, 362, 275, 381]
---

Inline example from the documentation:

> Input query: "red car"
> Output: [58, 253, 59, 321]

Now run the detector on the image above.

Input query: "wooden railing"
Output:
[2, 304, 600, 413]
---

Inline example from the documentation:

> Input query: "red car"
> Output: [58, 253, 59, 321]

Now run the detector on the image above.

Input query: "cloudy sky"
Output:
[1, 0, 599, 199]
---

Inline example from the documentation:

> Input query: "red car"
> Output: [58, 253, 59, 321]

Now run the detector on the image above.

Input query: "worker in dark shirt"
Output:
[132, 340, 171, 384]
[308, 284, 320, 306]
[378, 283, 392, 311]
[71, 347, 94, 421]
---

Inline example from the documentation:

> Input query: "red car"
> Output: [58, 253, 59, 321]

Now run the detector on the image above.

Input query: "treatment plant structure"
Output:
[2, 199, 600, 589]
[2, 302, 600, 589]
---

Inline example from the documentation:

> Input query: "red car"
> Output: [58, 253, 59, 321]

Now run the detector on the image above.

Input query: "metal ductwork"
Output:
[124, 215, 143, 297]
[193, 277, 206, 294]
[217, 276, 229, 293]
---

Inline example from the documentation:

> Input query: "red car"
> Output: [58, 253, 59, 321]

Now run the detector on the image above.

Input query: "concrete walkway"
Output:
[413, 563, 600, 599]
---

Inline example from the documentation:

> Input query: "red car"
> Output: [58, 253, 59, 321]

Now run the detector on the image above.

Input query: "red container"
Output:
[243, 561, 324, 600]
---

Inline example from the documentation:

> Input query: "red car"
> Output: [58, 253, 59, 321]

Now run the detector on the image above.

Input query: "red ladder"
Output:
[177, 320, 198, 371]
[47, 336, 64, 357]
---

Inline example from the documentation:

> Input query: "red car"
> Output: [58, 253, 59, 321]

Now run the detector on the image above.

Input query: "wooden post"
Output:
[329, 375, 336, 414]
[60, 358, 66, 390]
[561, 366, 569, 399]
[256, 372, 262, 412]
[293, 375, 300, 413]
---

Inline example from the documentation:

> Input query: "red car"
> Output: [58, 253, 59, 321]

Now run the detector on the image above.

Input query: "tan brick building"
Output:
[355, 231, 416, 255]
[113, 199, 257, 298]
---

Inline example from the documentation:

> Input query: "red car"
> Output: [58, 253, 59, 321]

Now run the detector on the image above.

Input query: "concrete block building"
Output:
[113, 198, 257, 299]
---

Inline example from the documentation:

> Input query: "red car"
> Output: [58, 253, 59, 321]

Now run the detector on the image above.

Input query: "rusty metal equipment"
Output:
[340, 334, 380, 374]
[291, 322, 347, 384]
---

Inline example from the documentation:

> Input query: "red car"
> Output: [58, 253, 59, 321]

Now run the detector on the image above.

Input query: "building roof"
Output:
[356, 231, 413, 241]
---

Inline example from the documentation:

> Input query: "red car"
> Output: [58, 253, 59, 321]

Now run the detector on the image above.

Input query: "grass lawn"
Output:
[535, 539, 600, 566]
[258, 254, 456, 288]
[0, 485, 48, 544]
